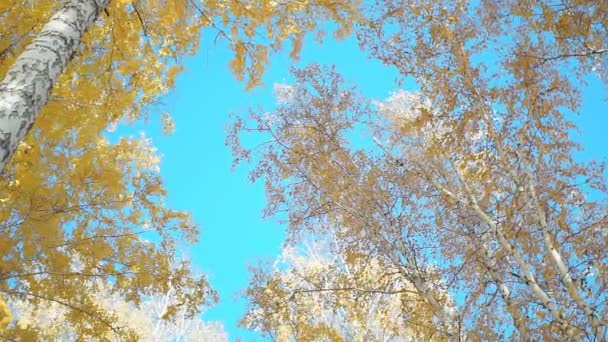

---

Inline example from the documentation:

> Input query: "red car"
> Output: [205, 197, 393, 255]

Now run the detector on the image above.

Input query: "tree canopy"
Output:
[2, 0, 608, 340]
[230, 1, 608, 339]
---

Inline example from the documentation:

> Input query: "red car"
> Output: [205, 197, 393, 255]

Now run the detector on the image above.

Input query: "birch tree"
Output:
[0, 0, 111, 171]
[0, 0, 360, 171]
[229, 60, 607, 340]
[230, 66, 463, 340]
[357, 1, 608, 338]
[231, 2, 608, 339]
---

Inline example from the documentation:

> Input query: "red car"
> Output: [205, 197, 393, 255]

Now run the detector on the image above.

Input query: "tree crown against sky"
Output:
[1, 0, 608, 340]
[230, 1, 608, 340]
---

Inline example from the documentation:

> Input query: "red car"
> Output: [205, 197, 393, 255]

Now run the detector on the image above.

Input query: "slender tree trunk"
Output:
[525, 172, 605, 339]
[0, 0, 110, 172]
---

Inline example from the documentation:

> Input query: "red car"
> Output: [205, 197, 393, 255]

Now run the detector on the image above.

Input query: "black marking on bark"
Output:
[0, 132, 11, 162]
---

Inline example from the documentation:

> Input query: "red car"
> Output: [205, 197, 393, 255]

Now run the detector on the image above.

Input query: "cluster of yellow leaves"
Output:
[210, 0, 362, 88]
[7, 261, 226, 341]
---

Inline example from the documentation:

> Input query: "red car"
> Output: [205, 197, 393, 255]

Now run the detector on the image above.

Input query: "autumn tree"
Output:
[0, 0, 111, 171]
[0, 0, 360, 337]
[230, 59, 607, 340]
[230, 1, 608, 340]
[357, 0, 608, 338]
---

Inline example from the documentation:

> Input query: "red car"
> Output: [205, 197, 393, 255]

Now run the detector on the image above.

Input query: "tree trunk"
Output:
[0, 0, 110, 172]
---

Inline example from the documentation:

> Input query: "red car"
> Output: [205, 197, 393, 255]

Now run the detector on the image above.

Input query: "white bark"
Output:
[452, 169, 575, 336]
[0, 0, 110, 171]
[426, 166, 573, 336]
[525, 172, 605, 338]
[410, 274, 459, 340]
[474, 101, 598, 337]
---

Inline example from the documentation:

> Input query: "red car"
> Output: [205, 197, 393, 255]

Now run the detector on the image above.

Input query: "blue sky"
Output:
[138, 27, 607, 341]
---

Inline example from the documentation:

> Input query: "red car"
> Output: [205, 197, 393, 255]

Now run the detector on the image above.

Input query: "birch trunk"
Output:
[453, 168, 573, 335]
[0, 0, 110, 171]
[425, 165, 573, 336]
[525, 172, 605, 338]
